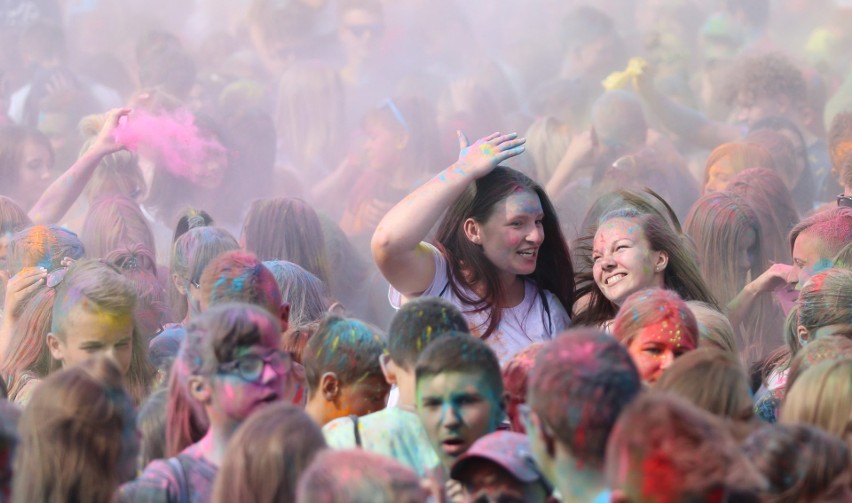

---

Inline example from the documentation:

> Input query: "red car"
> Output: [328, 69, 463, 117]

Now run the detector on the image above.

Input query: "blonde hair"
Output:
[781, 359, 852, 448]
[275, 62, 344, 172]
[797, 269, 852, 337]
[684, 191, 782, 361]
[51, 259, 154, 404]
[686, 301, 738, 354]
[655, 348, 754, 421]
[211, 403, 326, 503]
[524, 116, 571, 184]
[296, 449, 428, 503]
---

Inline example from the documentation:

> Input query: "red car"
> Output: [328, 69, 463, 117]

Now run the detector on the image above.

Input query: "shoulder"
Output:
[118, 459, 177, 503]
[323, 416, 357, 449]
[540, 287, 572, 328]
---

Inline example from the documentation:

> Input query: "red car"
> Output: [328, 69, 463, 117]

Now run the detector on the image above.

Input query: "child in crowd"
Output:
[415, 332, 506, 501]
[211, 403, 326, 503]
[611, 288, 700, 383]
[526, 328, 641, 503]
[121, 303, 295, 502]
[302, 315, 388, 426]
[323, 296, 468, 475]
[450, 431, 555, 503]
[14, 356, 138, 503]
[605, 393, 765, 502]
[296, 449, 433, 503]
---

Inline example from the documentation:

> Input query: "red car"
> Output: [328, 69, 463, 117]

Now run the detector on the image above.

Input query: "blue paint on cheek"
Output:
[813, 258, 833, 273]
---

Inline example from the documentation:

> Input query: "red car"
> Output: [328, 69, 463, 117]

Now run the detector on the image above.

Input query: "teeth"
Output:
[606, 274, 626, 285]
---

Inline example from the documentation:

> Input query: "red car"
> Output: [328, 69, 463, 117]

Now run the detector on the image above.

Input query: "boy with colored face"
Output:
[789, 207, 852, 289]
[47, 260, 137, 376]
[525, 329, 641, 503]
[415, 333, 505, 501]
[303, 315, 390, 426]
[322, 297, 469, 476]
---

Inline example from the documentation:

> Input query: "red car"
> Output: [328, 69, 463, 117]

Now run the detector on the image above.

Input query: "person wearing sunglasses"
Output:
[120, 303, 295, 503]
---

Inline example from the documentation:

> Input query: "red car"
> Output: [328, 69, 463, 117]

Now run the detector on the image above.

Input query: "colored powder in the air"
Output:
[112, 109, 226, 183]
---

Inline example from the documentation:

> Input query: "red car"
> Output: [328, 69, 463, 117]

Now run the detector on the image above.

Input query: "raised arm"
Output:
[28, 108, 131, 224]
[635, 67, 740, 150]
[371, 131, 526, 298]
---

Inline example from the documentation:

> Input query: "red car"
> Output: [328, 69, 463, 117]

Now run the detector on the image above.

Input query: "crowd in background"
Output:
[1, 0, 852, 502]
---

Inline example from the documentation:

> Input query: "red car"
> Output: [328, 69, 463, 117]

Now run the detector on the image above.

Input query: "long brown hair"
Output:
[434, 166, 575, 339]
[685, 191, 783, 362]
[211, 403, 326, 503]
[241, 197, 331, 287]
[13, 356, 136, 503]
[727, 168, 798, 264]
[0, 283, 58, 402]
[574, 208, 717, 326]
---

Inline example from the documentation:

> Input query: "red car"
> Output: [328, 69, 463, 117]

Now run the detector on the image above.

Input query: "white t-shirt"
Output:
[389, 243, 571, 363]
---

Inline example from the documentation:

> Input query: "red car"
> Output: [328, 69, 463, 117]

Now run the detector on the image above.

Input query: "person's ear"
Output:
[463, 218, 482, 246]
[172, 273, 187, 296]
[379, 353, 398, 386]
[320, 372, 342, 402]
[796, 325, 810, 346]
[530, 411, 557, 460]
[188, 375, 212, 403]
[46, 333, 65, 363]
[655, 250, 669, 273]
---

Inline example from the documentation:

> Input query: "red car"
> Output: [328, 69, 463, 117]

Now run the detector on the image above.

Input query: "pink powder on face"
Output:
[112, 109, 227, 183]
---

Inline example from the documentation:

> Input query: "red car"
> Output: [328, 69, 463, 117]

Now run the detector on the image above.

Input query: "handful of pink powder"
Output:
[112, 109, 226, 183]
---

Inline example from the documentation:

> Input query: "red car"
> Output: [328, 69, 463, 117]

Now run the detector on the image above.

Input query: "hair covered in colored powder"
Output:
[527, 328, 640, 470]
[302, 316, 386, 392]
[112, 109, 226, 183]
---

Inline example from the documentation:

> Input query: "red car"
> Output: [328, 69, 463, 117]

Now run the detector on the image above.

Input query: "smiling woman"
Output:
[372, 131, 574, 363]
[575, 207, 716, 327]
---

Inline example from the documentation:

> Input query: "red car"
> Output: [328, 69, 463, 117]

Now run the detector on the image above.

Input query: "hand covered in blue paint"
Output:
[454, 131, 526, 179]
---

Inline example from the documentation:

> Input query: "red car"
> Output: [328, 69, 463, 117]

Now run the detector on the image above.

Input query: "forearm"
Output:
[372, 162, 473, 257]
[639, 86, 739, 149]
[726, 282, 760, 329]
[28, 148, 106, 224]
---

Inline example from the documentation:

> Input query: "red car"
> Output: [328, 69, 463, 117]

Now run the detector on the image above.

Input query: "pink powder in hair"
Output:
[112, 109, 226, 183]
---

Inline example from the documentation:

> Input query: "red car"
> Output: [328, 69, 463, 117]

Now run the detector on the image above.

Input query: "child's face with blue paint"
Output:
[592, 218, 667, 306]
[416, 371, 503, 470]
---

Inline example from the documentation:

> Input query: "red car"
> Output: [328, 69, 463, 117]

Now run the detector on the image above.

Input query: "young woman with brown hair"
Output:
[372, 131, 574, 362]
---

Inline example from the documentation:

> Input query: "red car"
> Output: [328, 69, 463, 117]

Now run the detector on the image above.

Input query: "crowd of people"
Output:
[1, 0, 852, 501]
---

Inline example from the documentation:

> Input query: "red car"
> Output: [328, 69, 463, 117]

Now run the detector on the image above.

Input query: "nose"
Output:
[659, 351, 675, 371]
[785, 265, 799, 285]
[440, 403, 462, 430]
[260, 360, 282, 385]
[527, 224, 544, 245]
[599, 253, 616, 271]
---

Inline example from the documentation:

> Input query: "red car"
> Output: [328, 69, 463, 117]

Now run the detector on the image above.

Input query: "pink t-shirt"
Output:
[389, 243, 571, 363]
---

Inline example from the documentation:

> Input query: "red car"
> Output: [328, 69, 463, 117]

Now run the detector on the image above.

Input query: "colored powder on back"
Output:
[112, 109, 226, 183]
